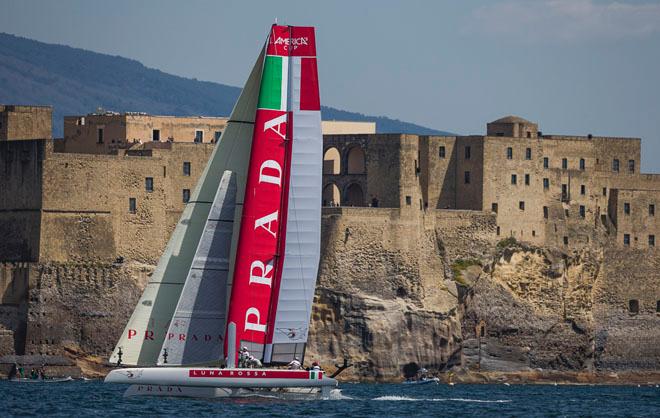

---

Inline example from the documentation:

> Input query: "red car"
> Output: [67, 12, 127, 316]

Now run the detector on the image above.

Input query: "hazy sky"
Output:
[2, 0, 659, 171]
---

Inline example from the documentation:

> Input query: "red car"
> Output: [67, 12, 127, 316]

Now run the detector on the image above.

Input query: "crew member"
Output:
[288, 357, 302, 370]
[311, 361, 321, 371]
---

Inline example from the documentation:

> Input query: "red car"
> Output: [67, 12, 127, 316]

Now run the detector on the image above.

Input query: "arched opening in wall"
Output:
[344, 183, 365, 207]
[628, 299, 639, 314]
[402, 362, 420, 379]
[322, 183, 340, 207]
[323, 147, 341, 175]
[346, 146, 366, 174]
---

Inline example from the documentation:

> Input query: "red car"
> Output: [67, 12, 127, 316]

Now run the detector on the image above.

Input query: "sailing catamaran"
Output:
[104, 24, 338, 397]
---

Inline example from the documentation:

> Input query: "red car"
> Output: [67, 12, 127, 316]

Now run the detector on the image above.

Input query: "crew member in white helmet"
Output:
[311, 361, 321, 371]
[287, 357, 302, 370]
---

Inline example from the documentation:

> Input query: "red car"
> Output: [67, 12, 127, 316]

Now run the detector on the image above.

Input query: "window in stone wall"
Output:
[624, 202, 630, 215]
[405, 196, 412, 205]
[195, 130, 204, 143]
[532, 230, 536, 237]
[628, 159, 635, 173]
[612, 159, 620, 172]
[465, 146, 471, 159]
[163, 166, 167, 177]
[579, 205, 585, 218]
[650, 235, 656, 247]
[543, 206, 549, 219]
[525, 148, 532, 160]
[214, 131, 222, 143]
[563, 236, 569, 245]
[543, 157, 549, 168]
[511, 174, 517, 185]
[525, 174, 530, 185]
[579, 158, 585, 170]
[496, 226, 500, 236]
[624, 234, 630, 246]
[439, 146, 446, 158]
[519, 201, 525, 210]
[581, 184, 586, 195]
[561, 184, 568, 201]
[145, 177, 154, 192]
[97, 128, 104, 144]
[152, 129, 160, 141]
[562, 158, 568, 169]
[656, 300, 660, 313]
[603, 187, 607, 196]
[650, 204, 655, 216]
[183, 162, 191, 176]
[507, 147, 513, 159]
[543, 178, 549, 190]
[183, 189, 191, 203]
[492, 203, 498, 213]
[129, 198, 137, 214]
[628, 299, 639, 314]
[464, 171, 471, 184]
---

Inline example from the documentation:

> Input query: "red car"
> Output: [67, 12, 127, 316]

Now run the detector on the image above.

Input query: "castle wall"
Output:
[0, 105, 52, 141]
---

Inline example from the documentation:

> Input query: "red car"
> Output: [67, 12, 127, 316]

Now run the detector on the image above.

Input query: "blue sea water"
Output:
[1, 380, 659, 417]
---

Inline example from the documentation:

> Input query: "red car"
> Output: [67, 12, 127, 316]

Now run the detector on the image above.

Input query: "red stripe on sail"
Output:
[264, 112, 294, 346]
[300, 58, 320, 111]
[267, 25, 316, 57]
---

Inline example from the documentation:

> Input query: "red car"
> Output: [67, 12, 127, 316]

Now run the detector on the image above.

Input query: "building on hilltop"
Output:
[0, 106, 658, 265]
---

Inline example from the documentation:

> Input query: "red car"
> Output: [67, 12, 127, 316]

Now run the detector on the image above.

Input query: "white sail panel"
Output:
[109, 48, 264, 366]
[271, 52, 322, 353]
[157, 171, 236, 366]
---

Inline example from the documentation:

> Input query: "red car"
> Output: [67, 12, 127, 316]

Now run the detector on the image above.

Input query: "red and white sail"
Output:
[225, 25, 322, 365]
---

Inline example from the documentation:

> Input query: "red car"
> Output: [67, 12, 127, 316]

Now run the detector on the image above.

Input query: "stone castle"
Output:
[1, 104, 658, 380]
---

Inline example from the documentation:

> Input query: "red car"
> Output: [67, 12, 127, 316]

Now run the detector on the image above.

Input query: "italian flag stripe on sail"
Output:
[310, 371, 323, 380]
[258, 56, 288, 111]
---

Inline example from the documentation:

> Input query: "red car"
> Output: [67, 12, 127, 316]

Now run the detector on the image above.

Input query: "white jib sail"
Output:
[109, 48, 264, 366]
[157, 171, 236, 366]
[268, 55, 322, 363]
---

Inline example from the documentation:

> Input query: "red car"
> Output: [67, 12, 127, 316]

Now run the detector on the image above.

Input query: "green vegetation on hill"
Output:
[0, 32, 452, 137]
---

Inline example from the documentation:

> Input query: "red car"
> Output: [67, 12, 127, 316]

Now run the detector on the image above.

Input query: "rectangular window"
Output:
[97, 128, 104, 144]
[579, 158, 585, 170]
[543, 206, 549, 219]
[624, 234, 630, 246]
[194, 130, 204, 143]
[152, 129, 160, 141]
[183, 189, 191, 203]
[525, 148, 531, 160]
[464, 171, 471, 184]
[612, 159, 619, 172]
[519, 201, 525, 210]
[511, 174, 517, 185]
[439, 146, 446, 158]
[492, 203, 498, 213]
[650, 204, 655, 216]
[524, 174, 530, 185]
[543, 178, 549, 189]
[628, 159, 635, 173]
[183, 161, 191, 176]
[624, 202, 630, 215]
[562, 158, 568, 169]
[562, 184, 568, 201]
[145, 177, 154, 192]
[563, 236, 569, 245]
[405, 196, 412, 205]
[650, 235, 656, 247]
[496, 226, 500, 236]
[507, 147, 513, 159]
[603, 187, 607, 196]
[214, 131, 222, 143]
[580, 185, 586, 195]
[464, 146, 471, 159]
[128, 198, 137, 214]
[543, 157, 549, 168]
[579, 205, 585, 218]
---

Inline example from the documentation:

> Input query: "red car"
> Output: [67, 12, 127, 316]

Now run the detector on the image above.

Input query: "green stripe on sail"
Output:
[258, 55, 283, 110]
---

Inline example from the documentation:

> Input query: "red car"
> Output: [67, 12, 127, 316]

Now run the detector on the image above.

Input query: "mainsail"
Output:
[225, 25, 322, 365]
[109, 48, 264, 366]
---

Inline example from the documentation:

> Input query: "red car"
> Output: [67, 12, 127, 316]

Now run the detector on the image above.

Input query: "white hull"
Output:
[106, 367, 337, 390]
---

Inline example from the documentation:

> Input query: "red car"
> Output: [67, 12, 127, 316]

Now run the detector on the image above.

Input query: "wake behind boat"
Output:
[104, 23, 335, 398]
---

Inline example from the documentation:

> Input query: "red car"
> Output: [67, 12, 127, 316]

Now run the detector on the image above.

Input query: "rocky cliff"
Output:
[0, 208, 658, 381]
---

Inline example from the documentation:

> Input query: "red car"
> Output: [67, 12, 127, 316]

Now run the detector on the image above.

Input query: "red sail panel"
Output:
[300, 58, 320, 111]
[267, 26, 316, 57]
[225, 25, 295, 365]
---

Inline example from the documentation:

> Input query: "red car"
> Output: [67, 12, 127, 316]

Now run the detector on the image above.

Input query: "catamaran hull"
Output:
[105, 367, 337, 389]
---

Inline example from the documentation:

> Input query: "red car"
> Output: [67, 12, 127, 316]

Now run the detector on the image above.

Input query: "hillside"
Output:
[0, 32, 451, 137]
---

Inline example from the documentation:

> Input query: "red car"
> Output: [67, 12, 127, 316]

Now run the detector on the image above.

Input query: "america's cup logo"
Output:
[272, 36, 309, 50]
